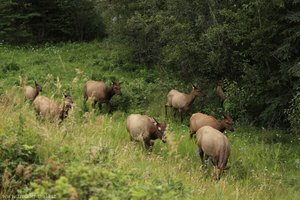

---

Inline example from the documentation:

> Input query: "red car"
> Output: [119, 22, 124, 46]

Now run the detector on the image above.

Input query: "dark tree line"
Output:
[0, 0, 105, 42]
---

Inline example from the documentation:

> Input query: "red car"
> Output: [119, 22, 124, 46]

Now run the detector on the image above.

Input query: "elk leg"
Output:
[106, 102, 111, 113]
[165, 105, 168, 117]
[92, 100, 97, 108]
[98, 102, 102, 111]
[83, 93, 88, 102]
[218, 167, 223, 180]
[150, 141, 154, 146]
[213, 166, 217, 180]
[190, 131, 195, 138]
[204, 155, 209, 164]
[35, 111, 42, 121]
[203, 154, 210, 167]
[179, 109, 183, 122]
[198, 147, 204, 164]
[219, 99, 223, 107]
[144, 140, 153, 152]
[173, 108, 177, 118]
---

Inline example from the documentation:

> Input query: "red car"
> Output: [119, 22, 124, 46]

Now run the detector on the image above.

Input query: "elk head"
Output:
[221, 112, 234, 132]
[153, 118, 167, 143]
[112, 81, 122, 96]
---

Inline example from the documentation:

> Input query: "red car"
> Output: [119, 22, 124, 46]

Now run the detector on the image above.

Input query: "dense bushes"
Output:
[286, 89, 300, 134]
[24, 163, 190, 199]
[98, 0, 300, 129]
[1, 0, 299, 128]
[0, 0, 106, 43]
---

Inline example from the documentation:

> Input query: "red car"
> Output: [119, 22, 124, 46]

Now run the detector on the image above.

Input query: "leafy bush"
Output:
[286, 89, 300, 134]
[0, 118, 40, 196]
[24, 164, 190, 199]
[1, 62, 20, 74]
[223, 80, 249, 121]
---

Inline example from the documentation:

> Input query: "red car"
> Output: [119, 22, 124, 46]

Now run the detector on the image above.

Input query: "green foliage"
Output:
[0, 41, 300, 199]
[0, 62, 20, 75]
[286, 89, 300, 134]
[98, 0, 300, 129]
[25, 163, 190, 199]
[223, 80, 249, 121]
[0, 113, 41, 196]
[0, 0, 106, 43]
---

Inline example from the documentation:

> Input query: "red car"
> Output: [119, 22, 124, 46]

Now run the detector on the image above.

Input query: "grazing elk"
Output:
[216, 80, 226, 105]
[196, 126, 231, 180]
[33, 94, 73, 123]
[21, 78, 42, 101]
[126, 114, 167, 151]
[189, 112, 234, 138]
[84, 80, 122, 113]
[165, 85, 204, 122]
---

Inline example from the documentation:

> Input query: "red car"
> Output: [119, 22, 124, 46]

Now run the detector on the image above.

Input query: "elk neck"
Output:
[186, 92, 198, 106]
[219, 120, 226, 133]
[106, 86, 115, 100]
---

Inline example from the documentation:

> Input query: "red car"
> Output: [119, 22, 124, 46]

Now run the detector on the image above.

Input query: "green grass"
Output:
[0, 41, 299, 199]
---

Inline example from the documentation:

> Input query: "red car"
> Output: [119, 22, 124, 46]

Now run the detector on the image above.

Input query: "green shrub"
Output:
[286, 89, 300, 134]
[1, 62, 20, 74]
[25, 164, 191, 199]
[223, 80, 249, 121]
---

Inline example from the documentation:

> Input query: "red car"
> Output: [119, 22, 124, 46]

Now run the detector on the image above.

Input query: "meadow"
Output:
[0, 41, 299, 199]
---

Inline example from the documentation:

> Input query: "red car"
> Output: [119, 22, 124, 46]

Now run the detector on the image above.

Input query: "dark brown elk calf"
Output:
[84, 80, 122, 113]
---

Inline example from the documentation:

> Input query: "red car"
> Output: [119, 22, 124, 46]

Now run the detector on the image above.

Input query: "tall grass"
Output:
[0, 41, 299, 199]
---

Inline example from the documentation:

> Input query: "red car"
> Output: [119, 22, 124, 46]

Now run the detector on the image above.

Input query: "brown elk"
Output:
[83, 80, 122, 113]
[196, 126, 231, 180]
[22, 79, 42, 101]
[165, 85, 204, 122]
[216, 80, 226, 104]
[33, 94, 73, 123]
[126, 114, 167, 151]
[189, 112, 234, 138]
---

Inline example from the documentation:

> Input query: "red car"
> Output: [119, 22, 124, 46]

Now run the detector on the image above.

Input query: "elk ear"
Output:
[222, 112, 231, 120]
[34, 80, 38, 86]
[152, 117, 159, 126]
[192, 84, 197, 89]
[63, 93, 70, 98]
[112, 81, 116, 85]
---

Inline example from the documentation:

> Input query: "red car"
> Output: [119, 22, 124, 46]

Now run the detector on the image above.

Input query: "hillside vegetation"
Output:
[1, 0, 300, 130]
[0, 41, 299, 199]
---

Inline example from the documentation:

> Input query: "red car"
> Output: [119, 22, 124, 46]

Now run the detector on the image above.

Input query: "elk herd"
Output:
[21, 78, 232, 179]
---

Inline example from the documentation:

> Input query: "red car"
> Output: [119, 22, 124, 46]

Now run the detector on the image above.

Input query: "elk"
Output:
[33, 94, 73, 123]
[126, 114, 167, 151]
[216, 80, 226, 104]
[165, 85, 204, 122]
[21, 78, 42, 101]
[83, 80, 122, 113]
[189, 112, 234, 138]
[196, 126, 231, 180]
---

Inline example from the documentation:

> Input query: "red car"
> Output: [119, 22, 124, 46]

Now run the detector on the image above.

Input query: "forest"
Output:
[0, 0, 299, 199]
